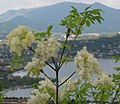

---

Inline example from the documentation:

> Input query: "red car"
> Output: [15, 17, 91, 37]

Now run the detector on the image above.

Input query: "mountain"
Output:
[0, 2, 120, 33]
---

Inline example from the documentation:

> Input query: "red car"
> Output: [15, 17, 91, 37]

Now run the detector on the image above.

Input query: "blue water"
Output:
[4, 59, 119, 97]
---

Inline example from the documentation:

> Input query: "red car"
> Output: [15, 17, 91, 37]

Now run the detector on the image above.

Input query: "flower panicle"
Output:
[7, 25, 35, 55]
[74, 46, 101, 82]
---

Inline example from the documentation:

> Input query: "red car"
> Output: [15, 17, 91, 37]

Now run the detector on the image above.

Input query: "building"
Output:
[3, 97, 27, 104]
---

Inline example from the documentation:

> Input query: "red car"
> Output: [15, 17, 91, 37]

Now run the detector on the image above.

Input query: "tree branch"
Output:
[28, 46, 56, 72]
[59, 35, 78, 68]
[66, 34, 77, 57]
[51, 57, 58, 69]
[41, 70, 56, 86]
[27, 46, 35, 53]
[59, 28, 70, 66]
[58, 71, 76, 87]
[45, 61, 56, 71]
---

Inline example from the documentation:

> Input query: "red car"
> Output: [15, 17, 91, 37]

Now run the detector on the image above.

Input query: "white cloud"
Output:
[0, 0, 120, 14]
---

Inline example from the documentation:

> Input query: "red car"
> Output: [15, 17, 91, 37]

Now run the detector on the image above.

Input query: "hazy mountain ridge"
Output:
[0, 2, 120, 32]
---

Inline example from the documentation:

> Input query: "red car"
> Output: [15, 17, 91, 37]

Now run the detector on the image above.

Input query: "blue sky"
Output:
[0, 0, 120, 13]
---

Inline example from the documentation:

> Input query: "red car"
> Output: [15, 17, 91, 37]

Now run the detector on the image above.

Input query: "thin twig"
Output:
[51, 57, 56, 66]
[66, 35, 78, 57]
[51, 57, 58, 69]
[41, 70, 56, 86]
[59, 37, 68, 67]
[45, 61, 56, 71]
[56, 70, 59, 104]
[59, 35, 78, 68]
[58, 71, 76, 87]
[27, 46, 35, 53]
[28, 46, 56, 72]
[59, 28, 70, 66]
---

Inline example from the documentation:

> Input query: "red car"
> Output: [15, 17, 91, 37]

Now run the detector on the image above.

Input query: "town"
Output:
[1, 32, 120, 71]
[0, 32, 120, 104]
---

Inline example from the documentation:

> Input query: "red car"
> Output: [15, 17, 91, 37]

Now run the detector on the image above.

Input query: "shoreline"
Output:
[3, 85, 32, 93]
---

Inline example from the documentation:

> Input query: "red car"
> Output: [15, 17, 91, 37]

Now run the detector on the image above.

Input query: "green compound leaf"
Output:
[86, 20, 91, 27]
[85, 6, 92, 11]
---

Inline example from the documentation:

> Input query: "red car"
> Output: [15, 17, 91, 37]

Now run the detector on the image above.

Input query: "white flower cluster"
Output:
[7, 25, 35, 55]
[94, 72, 115, 88]
[27, 78, 55, 104]
[59, 78, 80, 102]
[39, 78, 56, 94]
[25, 36, 61, 76]
[24, 57, 45, 76]
[27, 78, 79, 104]
[63, 78, 79, 92]
[27, 89, 50, 104]
[74, 47, 101, 82]
[35, 36, 61, 61]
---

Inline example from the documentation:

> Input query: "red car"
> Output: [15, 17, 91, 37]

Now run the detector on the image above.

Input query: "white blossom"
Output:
[74, 47, 101, 81]
[58, 78, 80, 102]
[27, 78, 56, 104]
[27, 91, 50, 104]
[64, 78, 79, 92]
[39, 78, 56, 92]
[94, 72, 115, 88]
[27, 78, 79, 104]
[7, 25, 35, 55]
[35, 36, 61, 61]
[24, 57, 45, 76]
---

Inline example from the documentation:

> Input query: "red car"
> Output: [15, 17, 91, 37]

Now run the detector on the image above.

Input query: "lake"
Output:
[4, 59, 120, 97]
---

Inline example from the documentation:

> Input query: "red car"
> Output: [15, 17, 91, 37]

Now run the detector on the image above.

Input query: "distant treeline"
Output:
[65, 35, 120, 58]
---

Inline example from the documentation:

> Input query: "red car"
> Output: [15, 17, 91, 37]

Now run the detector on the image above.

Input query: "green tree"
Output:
[6, 6, 106, 104]
[0, 82, 3, 104]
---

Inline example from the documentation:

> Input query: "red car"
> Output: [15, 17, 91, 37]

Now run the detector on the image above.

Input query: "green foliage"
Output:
[10, 54, 24, 71]
[112, 56, 120, 63]
[60, 56, 73, 63]
[57, 81, 93, 104]
[47, 25, 53, 36]
[95, 84, 112, 102]
[34, 25, 53, 41]
[75, 83, 92, 104]
[60, 6, 104, 36]
[0, 82, 3, 103]
[27, 67, 42, 77]
[6, 5, 109, 104]
[112, 57, 120, 103]
[61, 43, 71, 51]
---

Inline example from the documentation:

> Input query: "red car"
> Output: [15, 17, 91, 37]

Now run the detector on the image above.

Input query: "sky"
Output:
[0, 0, 120, 14]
